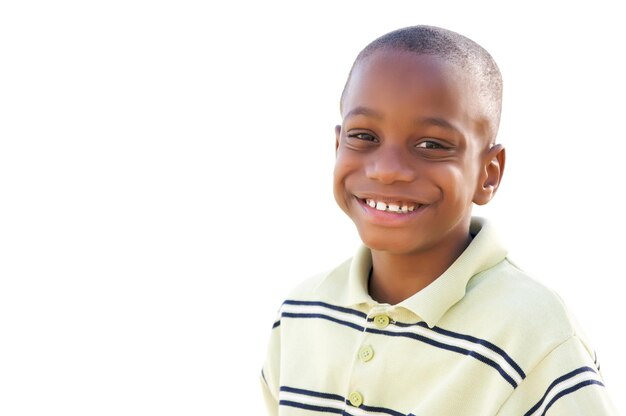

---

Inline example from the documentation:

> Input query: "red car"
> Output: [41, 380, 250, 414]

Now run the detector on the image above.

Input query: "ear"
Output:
[473, 144, 506, 206]
[334, 125, 342, 153]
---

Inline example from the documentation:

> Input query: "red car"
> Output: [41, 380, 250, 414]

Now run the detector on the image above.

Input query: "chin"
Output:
[356, 227, 420, 255]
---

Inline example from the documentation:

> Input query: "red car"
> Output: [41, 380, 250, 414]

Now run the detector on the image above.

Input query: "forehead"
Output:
[343, 50, 473, 113]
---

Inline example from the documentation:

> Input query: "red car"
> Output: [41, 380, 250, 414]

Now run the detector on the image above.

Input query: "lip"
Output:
[353, 196, 426, 226]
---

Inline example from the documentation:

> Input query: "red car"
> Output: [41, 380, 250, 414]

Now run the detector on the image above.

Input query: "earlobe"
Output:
[474, 144, 506, 205]
[335, 125, 342, 153]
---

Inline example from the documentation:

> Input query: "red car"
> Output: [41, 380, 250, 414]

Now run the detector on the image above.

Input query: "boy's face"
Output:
[334, 49, 504, 256]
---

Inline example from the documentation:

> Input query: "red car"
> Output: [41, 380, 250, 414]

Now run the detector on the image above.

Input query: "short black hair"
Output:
[341, 25, 503, 142]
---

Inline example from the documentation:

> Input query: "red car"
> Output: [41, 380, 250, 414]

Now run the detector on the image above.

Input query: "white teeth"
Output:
[364, 198, 418, 214]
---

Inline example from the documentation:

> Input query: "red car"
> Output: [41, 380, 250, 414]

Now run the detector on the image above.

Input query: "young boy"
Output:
[261, 26, 617, 416]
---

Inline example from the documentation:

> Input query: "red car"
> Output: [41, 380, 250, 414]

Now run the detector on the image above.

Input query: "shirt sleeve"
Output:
[261, 315, 281, 416]
[261, 373, 278, 416]
[496, 335, 618, 416]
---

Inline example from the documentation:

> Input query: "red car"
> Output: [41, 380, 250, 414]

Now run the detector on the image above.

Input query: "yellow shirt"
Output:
[261, 218, 617, 415]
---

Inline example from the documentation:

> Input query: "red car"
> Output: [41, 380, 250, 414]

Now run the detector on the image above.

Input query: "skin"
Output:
[334, 49, 505, 305]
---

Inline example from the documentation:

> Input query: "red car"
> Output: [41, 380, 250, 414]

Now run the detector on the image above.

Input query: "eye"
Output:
[416, 140, 447, 150]
[348, 132, 378, 142]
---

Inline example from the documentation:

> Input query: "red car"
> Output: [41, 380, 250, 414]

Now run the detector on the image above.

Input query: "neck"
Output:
[368, 233, 472, 305]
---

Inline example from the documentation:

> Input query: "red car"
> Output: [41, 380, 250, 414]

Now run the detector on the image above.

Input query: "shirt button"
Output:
[373, 314, 390, 328]
[358, 345, 374, 362]
[348, 391, 363, 407]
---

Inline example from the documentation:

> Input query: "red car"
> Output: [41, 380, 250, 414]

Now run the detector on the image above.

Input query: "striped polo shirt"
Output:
[261, 218, 617, 415]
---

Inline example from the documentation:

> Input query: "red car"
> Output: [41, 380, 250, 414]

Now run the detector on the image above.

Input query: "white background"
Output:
[1, 0, 624, 414]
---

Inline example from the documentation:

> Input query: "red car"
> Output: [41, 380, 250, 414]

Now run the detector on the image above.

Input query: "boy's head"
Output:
[334, 25, 506, 256]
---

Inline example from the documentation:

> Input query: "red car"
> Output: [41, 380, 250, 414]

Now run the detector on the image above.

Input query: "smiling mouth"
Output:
[361, 198, 422, 214]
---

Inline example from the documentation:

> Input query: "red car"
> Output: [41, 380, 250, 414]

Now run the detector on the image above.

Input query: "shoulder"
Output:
[468, 257, 573, 330]
[455, 258, 593, 368]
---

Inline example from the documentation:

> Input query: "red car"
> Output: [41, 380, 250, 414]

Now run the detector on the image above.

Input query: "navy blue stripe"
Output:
[540, 380, 605, 416]
[429, 325, 525, 379]
[261, 369, 267, 385]
[283, 300, 368, 318]
[280, 400, 343, 414]
[281, 312, 366, 332]
[393, 321, 525, 380]
[356, 402, 407, 416]
[272, 320, 280, 329]
[280, 397, 433, 416]
[281, 399, 409, 416]
[368, 327, 517, 388]
[524, 367, 600, 416]
[280, 386, 345, 402]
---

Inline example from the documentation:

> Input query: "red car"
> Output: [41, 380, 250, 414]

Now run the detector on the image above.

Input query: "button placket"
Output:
[348, 308, 393, 410]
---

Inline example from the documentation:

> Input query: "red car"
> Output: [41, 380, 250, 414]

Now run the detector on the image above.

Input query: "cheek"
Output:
[333, 151, 361, 209]
[332, 156, 348, 199]
[333, 150, 359, 185]
[431, 163, 475, 200]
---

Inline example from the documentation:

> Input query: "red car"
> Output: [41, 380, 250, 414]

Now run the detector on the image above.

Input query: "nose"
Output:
[365, 144, 416, 184]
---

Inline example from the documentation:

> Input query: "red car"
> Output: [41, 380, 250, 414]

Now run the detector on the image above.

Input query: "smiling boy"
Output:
[261, 26, 616, 416]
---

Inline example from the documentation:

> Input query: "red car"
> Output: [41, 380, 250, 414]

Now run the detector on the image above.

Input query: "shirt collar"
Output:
[344, 217, 507, 327]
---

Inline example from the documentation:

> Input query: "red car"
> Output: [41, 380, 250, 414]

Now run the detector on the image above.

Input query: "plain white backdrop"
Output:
[1, 0, 624, 414]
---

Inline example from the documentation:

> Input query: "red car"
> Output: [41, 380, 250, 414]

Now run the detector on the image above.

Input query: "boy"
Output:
[261, 26, 617, 415]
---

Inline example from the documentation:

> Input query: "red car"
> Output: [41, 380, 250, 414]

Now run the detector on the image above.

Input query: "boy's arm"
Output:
[496, 336, 618, 416]
[260, 314, 282, 416]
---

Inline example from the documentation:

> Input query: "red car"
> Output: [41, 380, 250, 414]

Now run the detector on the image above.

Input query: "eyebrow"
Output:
[418, 117, 462, 135]
[343, 106, 383, 120]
